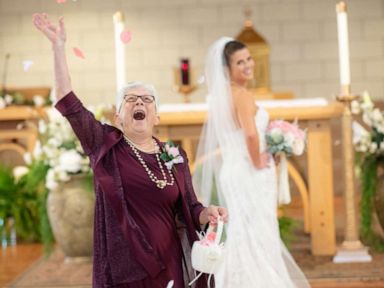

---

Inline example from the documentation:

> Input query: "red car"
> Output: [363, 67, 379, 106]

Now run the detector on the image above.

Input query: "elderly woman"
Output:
[33, 13, 227, 288]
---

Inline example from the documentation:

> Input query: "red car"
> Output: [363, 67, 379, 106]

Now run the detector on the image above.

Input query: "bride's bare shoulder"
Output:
[232, 87, 255, 110]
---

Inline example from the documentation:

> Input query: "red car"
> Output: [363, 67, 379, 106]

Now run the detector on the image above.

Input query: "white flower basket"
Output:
[191, 219, 224, 274]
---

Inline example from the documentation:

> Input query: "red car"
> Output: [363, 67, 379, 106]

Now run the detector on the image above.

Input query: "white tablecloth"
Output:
[159, 98, 329, 113]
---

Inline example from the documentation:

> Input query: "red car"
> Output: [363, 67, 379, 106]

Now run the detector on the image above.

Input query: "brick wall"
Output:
[0, 0, 383, 106]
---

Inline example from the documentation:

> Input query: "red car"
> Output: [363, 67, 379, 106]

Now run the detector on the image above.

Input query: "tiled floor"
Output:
[2, 195, 384, 288]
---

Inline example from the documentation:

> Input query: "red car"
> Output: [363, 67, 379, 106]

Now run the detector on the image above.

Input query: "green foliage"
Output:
[359, 155, 384, 252]
[278, 215, 297, 247]
[82, 170, 94, 193]
[0, 162, 54, 254]
[0, 165, 39, 243]
[0, 166, 17, 222]
[266, 134, 293, 155]
[24, 160, 54, 254]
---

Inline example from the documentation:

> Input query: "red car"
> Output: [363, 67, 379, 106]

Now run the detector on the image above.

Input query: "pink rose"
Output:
[168, 146, 180, 158]
[292, 139, 305, 155]
[206, 232, 216, 242]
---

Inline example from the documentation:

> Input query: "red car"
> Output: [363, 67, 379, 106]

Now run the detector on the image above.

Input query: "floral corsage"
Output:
[160, 140, 184, 170]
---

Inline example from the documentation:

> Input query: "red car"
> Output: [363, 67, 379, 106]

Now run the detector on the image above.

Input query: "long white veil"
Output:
[193, 36, 236, 207]
[193, 37, 311, 287]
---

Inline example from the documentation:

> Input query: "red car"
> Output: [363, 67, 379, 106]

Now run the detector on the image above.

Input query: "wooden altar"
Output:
[0, 98, 345, 256]
[154, 100, 344, 256]
[0, 106, 45, 166]
[0, 87, 50, 166]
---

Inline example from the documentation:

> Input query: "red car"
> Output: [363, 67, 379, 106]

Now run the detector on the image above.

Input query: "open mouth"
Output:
[133, 110, 146, 120]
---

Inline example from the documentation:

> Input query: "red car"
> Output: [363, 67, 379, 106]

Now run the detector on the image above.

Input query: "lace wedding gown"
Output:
[214, 107, 310, 288]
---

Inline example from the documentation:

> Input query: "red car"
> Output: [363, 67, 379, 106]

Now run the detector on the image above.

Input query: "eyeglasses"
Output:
[124, 94, 155, 103]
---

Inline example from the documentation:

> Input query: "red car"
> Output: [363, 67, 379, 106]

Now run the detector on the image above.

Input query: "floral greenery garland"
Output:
[358, 154, 384, 252]
[0, 91, 51, 109]
[351, 91, 384, 252]
[351, 92, 384, 252]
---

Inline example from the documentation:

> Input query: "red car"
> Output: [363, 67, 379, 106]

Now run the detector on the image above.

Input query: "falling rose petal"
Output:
[22, 60, 34, 71]
[73, 47, 85, 59]
[120, 30, 132, 44]
[56, 0, 66, 3]
[197, 75, 205, 85]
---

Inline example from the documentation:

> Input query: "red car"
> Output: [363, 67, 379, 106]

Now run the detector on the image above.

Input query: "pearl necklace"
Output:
[124, 136, 175, 189]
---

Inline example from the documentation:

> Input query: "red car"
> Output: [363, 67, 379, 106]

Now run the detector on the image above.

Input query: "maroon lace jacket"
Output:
[56, 91, 208, 288]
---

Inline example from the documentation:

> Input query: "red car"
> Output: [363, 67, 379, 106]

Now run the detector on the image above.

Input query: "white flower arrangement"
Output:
[24, 105, 111, 190]
[351, 91, 384, 251]
[0, 92, 50, 110]
[12, 166, 30, 182]
[0, 94, 13, 109]
[351, 91, 384, 155]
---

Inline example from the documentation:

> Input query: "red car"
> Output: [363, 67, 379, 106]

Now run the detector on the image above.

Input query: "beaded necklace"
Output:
[124, 136, 175, 189]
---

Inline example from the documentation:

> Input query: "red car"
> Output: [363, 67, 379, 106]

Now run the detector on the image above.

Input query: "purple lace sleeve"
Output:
[181, 149, 205, 229]
[55, 91, 106, 157]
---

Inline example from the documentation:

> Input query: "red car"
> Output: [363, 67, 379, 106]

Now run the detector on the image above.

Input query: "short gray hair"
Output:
[116, 81, 159, 113]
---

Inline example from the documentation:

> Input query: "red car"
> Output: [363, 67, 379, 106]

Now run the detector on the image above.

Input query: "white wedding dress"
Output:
[214, 107, 310, 288]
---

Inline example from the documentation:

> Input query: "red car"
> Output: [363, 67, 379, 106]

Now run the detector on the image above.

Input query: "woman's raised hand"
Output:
[32, 13, 72, 100]
[32, 13, 66, 46]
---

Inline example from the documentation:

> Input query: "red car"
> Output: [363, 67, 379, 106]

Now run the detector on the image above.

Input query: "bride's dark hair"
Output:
[223, 40, 246, 66]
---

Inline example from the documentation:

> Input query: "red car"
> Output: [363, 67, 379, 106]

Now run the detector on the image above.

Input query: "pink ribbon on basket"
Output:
[200, 232, 216, 246]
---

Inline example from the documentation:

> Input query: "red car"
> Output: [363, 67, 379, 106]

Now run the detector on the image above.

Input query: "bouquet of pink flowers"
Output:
[266, 120, 306, 205]
[266, 120, 306, 156]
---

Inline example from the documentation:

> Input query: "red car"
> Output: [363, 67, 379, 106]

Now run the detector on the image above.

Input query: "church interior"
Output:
[1, 0, 384, 287]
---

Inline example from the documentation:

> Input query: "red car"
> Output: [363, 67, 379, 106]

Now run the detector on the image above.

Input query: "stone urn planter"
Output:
[374, 164, 384, 233]
[47, 174, 95, 262]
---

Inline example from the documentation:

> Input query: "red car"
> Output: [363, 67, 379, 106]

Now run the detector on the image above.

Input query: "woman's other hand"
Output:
[273, 153, 281, 166]
[33, 13, 66, 47]
[199, 205, 228, 225]
[255, 151, 271, 169]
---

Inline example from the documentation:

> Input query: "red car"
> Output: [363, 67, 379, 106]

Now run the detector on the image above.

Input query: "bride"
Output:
[193, 37, 310, 287]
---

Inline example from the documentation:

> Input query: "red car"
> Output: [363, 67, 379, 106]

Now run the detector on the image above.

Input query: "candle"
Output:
[336, 2, 350, 87]
[113, 12, 126, 93]
[180, 58, 190, 86]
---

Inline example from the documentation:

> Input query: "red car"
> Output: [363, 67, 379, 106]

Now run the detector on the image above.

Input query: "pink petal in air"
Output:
[73, 47, 85, 59]
[120, 30, 132, 44]
[22, 60, 34, 71]
[56, 0, 67, 4]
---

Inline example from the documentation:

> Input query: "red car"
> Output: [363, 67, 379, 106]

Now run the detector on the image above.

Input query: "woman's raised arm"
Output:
[33, 13, 72, 101]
